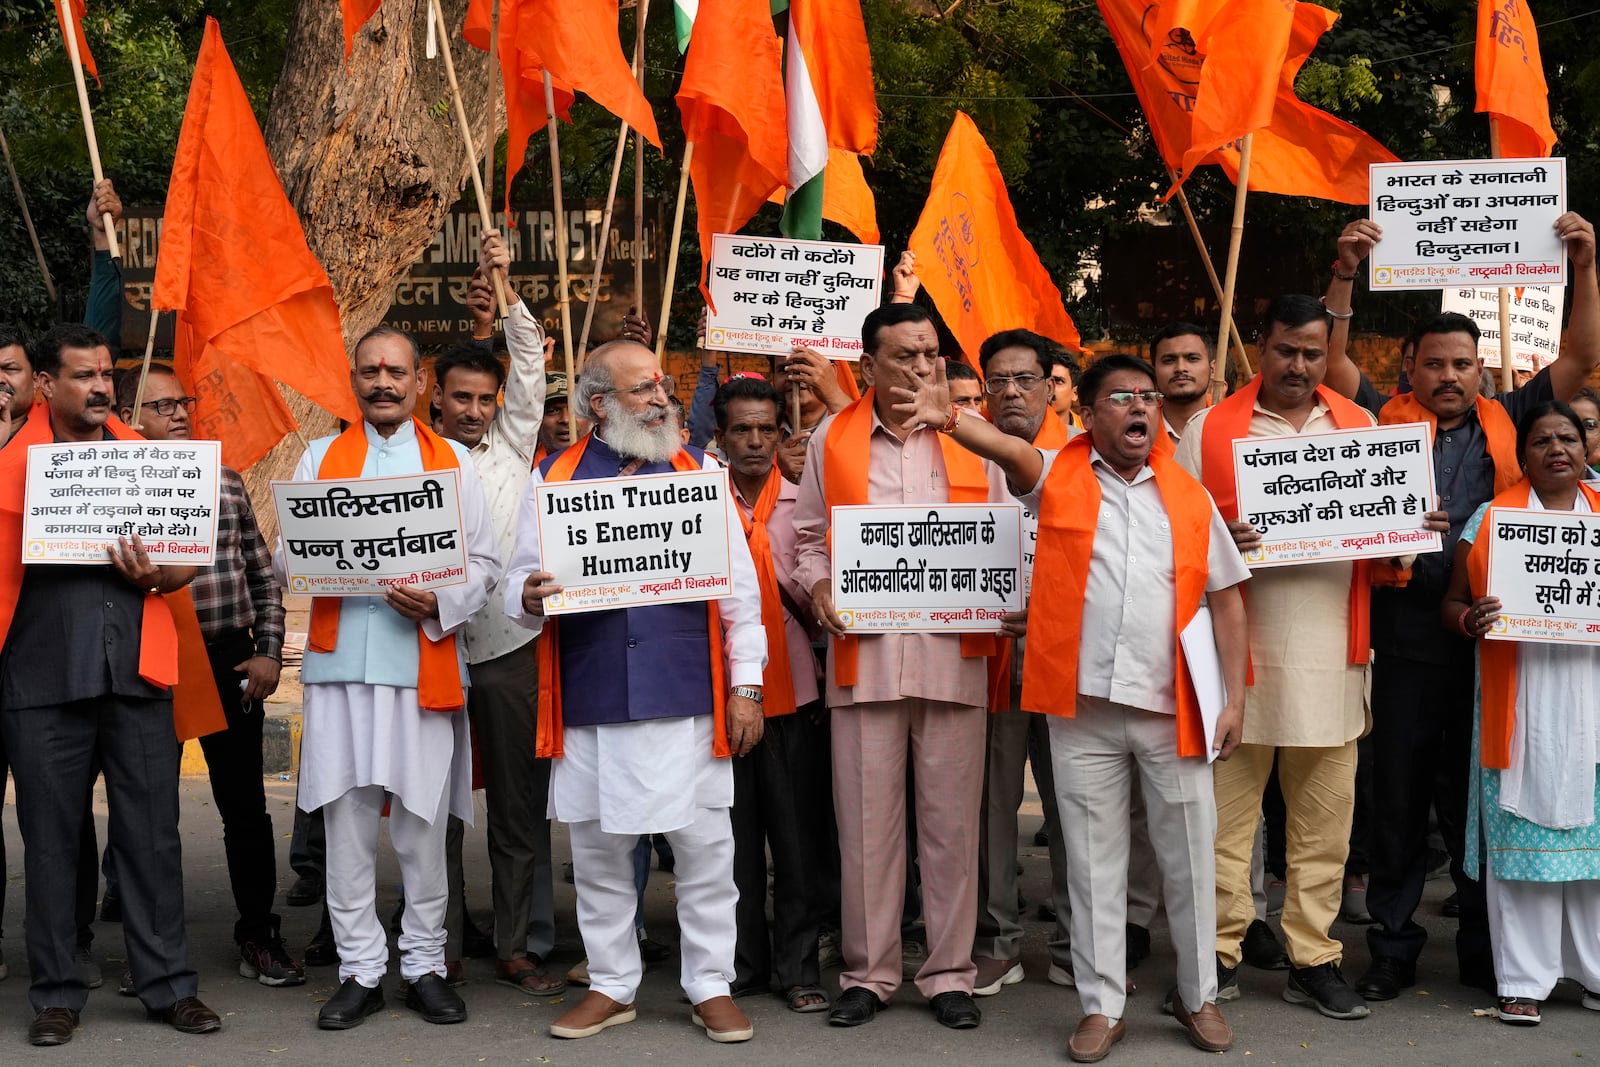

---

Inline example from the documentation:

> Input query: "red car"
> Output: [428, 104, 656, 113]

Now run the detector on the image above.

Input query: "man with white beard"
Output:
[504, 341, 767, 1045]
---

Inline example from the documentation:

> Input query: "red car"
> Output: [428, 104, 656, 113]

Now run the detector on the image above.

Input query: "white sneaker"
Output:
[1048, 963, 1076, 988]
[567, 957, 590, 985]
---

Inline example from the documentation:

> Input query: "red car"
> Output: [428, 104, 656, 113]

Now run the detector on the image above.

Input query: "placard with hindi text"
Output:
[705, 234, 884, 359]
[1485, 506, 1600, 646]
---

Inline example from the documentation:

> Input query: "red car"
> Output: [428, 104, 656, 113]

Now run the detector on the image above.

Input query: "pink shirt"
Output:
[735, 473, 822, 709]
[793, 407, 1010, 709]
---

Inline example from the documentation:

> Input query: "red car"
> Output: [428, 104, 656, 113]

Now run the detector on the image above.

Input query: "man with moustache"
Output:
[113, 365, 301, 987]
[504, 340, 766, 1044]
[1319, 214, 1600, 1000]
[536, 373, 571, 465]
[1150, 324, 1214, 442]
[0, 326, 222, 1045]
[276, 326, 499, 1030]
[0, 324, 34, 446]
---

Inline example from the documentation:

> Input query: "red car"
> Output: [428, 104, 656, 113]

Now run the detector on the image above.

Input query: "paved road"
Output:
[1, 777, 1593, 1065]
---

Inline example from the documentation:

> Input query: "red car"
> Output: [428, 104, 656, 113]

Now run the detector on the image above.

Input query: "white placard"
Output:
[1233, 423, 1441, 568]
[1369, 157, 1565, 291]
[23, 440, 221, 565]
[830, 504, 1024, 632]
[705, 233, 884, 359]
[1484, 507, 1600, 645]
[535, 468, 734, 615]
[272, 471, 470, 596]
[1439, 284, 1563, 371]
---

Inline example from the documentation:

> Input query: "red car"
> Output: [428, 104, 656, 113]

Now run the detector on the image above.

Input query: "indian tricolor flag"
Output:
[674, 0, 697, 53]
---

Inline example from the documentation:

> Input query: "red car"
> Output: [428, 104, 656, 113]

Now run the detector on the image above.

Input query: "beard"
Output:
[603, 401, 681, 463]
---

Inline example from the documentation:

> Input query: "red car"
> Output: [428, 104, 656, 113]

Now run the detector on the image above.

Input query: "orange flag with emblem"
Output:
[154, 19, 359, 460]
[1476, 0, 1557, 159]
[907, 112, 1080, 364]
[54, 0, 98, 83]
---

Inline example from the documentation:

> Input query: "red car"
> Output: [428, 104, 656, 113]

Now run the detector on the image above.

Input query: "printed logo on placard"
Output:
[1490, 615, 1509, 635]
[290, 576, 309, 593]
[1245, 546, 1265, 565]
[545, 592, 566, 610]
[837, 610, 856, 629]
[25, 541, 45, 558]
[709, 329, 726, 346]
[1373, 268, 1392, 286]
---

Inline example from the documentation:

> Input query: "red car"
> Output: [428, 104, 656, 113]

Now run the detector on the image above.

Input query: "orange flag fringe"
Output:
[340, 0, 381, 59]
[154, 18, 358, 467]
[54, 0, 98, 83]
[676, 0, 788, 299]
[907, 113, 1080, 364]
[1476, 0, 1557, 159]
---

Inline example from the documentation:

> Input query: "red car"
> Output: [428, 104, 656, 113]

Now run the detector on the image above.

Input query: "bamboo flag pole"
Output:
[1168, 168, 1250, 377]
[656, 142, 694, 359]
[428, 0, 510, 318]
[1212, 134, 1254, 403]
[127, 306, 160, 432]
[1489, 127, 1516, 394]
[633, 0, 650, 308]
[544, 71, 577, 388]
[58, 0, 118, 259]
[0, 126, 58, 308]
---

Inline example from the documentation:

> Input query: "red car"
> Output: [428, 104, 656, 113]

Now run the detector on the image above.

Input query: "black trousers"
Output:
[731, 703, 829, 992]
[197, 629, 280, 946]
[1365, 650, 1492, 979]
[2, 694, 196, 1012]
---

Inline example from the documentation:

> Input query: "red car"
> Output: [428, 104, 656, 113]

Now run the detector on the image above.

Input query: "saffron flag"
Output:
[676, 0, 788, 299]
[1101, 0, 1397, 203]
[907, 113, 1080, 363]
[341, 0, 381, 58]
[466, 0, 573, 210]
[1476, 0, 1557, 159]
[54, 0, 98, 83]
[172, 317, 298, 472]
[154, 19, 359, 466]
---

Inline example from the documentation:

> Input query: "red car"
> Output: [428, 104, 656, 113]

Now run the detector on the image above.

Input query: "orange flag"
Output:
[907, 113, 1080, 364]
[520, 0, 659, 147]
[468, 0, 575, 211]
[341, 0, 381, 58]
[676, 0, 788, 299]
[172, 318, 299, 472]
[821, 148, 879, 245]
[154, 19, 359, 462]
[54, 0, 98, 83]
[1476, 0, 1557, 159]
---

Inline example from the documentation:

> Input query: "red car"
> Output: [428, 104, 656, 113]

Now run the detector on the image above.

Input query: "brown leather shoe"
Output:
[148, 996, 222, 1034]
[496, 955, 568, 995]
[1173, 999, 1233, 1052]
[692, 994, 754, 1043]
[28, 1007, 79, 1047]
[1067, 1014, 1126, 1063]
[549, 989, 636, 1039]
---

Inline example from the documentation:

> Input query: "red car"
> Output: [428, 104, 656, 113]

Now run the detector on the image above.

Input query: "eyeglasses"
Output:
[605, 374, 675, 400]
[1096, 390, 1164, 408]
[142, 396, 198, 416]
[983, 374, 1045, 395]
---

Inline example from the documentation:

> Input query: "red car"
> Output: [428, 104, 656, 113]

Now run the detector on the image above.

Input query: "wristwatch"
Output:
[732, 685, 764, 704]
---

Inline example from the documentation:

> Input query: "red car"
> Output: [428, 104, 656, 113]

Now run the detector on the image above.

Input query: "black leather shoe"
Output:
[1441, 891, 1461, 918]
[1354, 956, 1415, 1001]
[402, 972, 467, 1024]
[1242, 919, 1291, 970]
[148, 996, 222, 1034]
[285, 873, 324, 907]
[930, 990, 981, 1029]
[1125, 923, 1152, 970]
[828, 986, 885, 1027]
[318, 977, 385, 1030]
[28, 1008, 79, 1046]
[99, 892, 123, 923]
[304, 905, 339, 967]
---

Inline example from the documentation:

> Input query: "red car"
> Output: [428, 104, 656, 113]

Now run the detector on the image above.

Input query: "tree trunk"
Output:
[248, 0, 491, 534]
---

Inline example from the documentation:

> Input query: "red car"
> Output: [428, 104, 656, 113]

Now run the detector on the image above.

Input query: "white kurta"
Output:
[273, 420, 501, 824]
[502, 442, 767, 835]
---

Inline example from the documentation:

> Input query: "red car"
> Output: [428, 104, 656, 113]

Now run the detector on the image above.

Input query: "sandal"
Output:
[1496, 996, 1541, 1025]
[495, 957, 568, 995]
[785, 985, 830, 1013]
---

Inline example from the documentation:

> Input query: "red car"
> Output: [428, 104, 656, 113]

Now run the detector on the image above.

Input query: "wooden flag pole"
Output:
[0, 126, 57, 308]
[1212, 134, 1254, 403]
[1489, 127, 1515, 393]
[633, 0, 650, 309]
[58, 1, 118, 259]
[429, 0, 510, 318]
[127, 306, 161, 432]
[544, 71, 577, 388]
[656, 142, 695, 359]
[1168, 168, 1250, 377]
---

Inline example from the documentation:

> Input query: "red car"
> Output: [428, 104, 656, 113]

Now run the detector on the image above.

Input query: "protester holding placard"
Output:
[893, 351, 1251, 1061]
[1443, 401, 1600, 1026]
[274, 326, 499, 1031]
[503, 339, 766, 1045]
[792, 303, 1016, 1032]
[1323, 212, 1599, 1002]
[0, 325, 224, 1046]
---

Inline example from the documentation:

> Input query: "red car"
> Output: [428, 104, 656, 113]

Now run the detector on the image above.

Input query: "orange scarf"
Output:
[535, 434, 729, 757]
[738, 468, 798, 717]
[822, 390, 996, 686]
[1465, 478, 1600, 769]
[307, 418, 466, 713]
[1021, 436, 1216, 756]
[0, 402, 224, 741]
[1199, 375, 1374, 666]
[987, 410, 1070, 712]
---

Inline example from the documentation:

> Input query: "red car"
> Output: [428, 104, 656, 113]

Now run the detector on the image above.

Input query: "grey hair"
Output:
[571, 352, 614, 422]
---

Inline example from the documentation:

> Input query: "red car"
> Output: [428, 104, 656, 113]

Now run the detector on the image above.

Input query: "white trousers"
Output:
[1051, 697, 1219, 1020]
[1487, 867, 1600, 999]
[324, 783, 451, 986]
[569, 806, 736, 1005]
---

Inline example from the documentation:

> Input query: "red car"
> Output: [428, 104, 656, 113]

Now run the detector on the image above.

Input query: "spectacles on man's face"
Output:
[142, 396, 198, 416]
[1096, 390, 1164, 409]
[605, 374, 675, 401]
[983, 373, 1045, 395]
